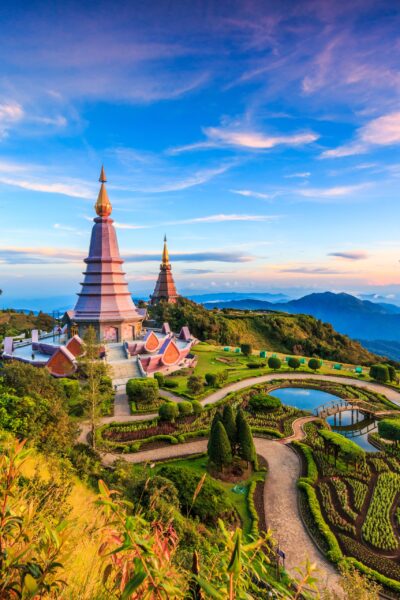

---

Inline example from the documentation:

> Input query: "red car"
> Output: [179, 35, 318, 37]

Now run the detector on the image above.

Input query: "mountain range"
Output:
[202, 292, 400, 360]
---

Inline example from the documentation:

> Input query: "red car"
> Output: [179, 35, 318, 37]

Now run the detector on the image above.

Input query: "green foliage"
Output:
[308, 358, 321, 371]
[267, 356, 281, 370]
[0, 364, 76, 455]
[293, 441, 318, 484]
[378, 419, 400, 442]
[157, 465, 234, 524]
[222, 404, 237, 448]
[369, 364, 390, 383]
[362, 472, 400, 551]
[163, 379, 179, 389]
[318, 481, 356, 534]
[158, 401, 179, 422]
[191, 400, 203, 416]
[153, 372, 165, 386]
[178, 401, 193, 417]
[237, 413, 256, 467]
[126, 378, 159, 404]
[208, 421, 233, 469]
[240, 343, 252, 356]
[247, 481, 259, 538]
[288, 357, 301, 370]
[298, 481, 343, 563]
[340, 539, 400, 591]
[148, 296, 378, 364]
[187, 375, 204, 395]
[249, 393, 281, 412]
[319, 429, 366, 464]
[386, 364, 397, 382]
[205, 372, 217, 387]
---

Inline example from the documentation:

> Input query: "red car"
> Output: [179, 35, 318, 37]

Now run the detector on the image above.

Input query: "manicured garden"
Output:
[156, 342, 400, 400]
[295, 420, 400, 592]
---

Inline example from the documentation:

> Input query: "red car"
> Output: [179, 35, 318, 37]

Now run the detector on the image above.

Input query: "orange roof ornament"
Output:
[95, 165, 112, 217]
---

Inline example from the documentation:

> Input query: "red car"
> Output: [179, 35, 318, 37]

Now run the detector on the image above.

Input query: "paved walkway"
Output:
[114, 389, 131, 417]
[100, 434, 341, 593]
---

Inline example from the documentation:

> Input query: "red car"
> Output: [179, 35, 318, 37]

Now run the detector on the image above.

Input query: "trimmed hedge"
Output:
[247, 481, 259, 538]
[292, 441, 318, 484]
[342, 556, 400, 593]
[297, 480, 343, 563]
[250, 426, 284, 439]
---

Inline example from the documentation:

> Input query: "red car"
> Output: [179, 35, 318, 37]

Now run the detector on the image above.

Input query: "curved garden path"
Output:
[100, 435, 342, 593]
[77, 374, 400, 593]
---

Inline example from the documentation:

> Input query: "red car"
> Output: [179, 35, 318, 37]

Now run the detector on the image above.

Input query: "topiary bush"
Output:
[288, 357, 301, 371]
[369, 364, 390, 383]
[126, 378, 159, 404]
[153, 372, 165, 387]
[191, 400, 203, 416]
[308, 358, 321, 372]
[178, 401, 193, 417]
[163, 379, 179, 389]
[158, 401, 179, 422]
[248, 393, 281, 412]
[268, 356, 281, 370]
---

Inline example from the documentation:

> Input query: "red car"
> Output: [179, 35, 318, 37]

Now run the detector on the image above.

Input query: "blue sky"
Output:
[0, 0, 399, 305]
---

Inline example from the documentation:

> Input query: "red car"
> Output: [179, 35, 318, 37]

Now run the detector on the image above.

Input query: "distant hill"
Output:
[201, 292, 400, 359]
[0, 309, 55, 341]
[149, 297, 380, 365]
[188, 292, 289, 304]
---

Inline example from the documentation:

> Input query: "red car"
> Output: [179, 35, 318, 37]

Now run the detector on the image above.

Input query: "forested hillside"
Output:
[149, 298, 380, 365]
[0, 309, 55, 341]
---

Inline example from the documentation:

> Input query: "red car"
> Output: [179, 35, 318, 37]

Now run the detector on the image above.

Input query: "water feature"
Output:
[270, 387, 378, 452]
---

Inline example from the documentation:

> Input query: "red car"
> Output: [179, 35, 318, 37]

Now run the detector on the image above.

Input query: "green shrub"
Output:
[157, 464, 234, 524]
[249, 393, 281, 412]
[288, 357, 301, 370]
[126, 378, 159, 404]
[247, 481, 259, 538]
[191, 400, 203, 416]
[205, 373, 218, 387]
[208, 421, 232, 468]
[59, 378, 80, 401]
[308, 358, 321, 371]
[369, 364, 390, 383]
[268, 356, 281, 370]
[178, 401, 193, 417]
[158, 401, 179, 422]
[240, 343, 252, 356]
[292, 441, 318, 483]
[154, 372, 165, 386]
[187, 375, 204, 395]
[378, 419, 400, 443]
[163, 379, 179, 389]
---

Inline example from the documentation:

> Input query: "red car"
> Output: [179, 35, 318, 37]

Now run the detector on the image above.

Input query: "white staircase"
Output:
[110, 359, 142, 380]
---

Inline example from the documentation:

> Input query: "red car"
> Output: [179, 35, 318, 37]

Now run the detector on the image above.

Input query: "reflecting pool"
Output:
[270, 387, 377, 452]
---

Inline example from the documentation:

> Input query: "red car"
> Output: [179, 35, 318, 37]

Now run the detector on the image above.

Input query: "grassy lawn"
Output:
[162, 342, 382, 398]
[132, 453, 265, 537]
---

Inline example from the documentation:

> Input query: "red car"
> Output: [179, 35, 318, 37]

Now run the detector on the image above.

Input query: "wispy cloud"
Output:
[230, 189, 274, 200]
[280, 266, 345, 275]
[328, 250, 368, 260]
[0, 175, 95, 199]
[297, 183, 370, 199]
[0, 246, 254, 265]
[167, 214, 277, 225]
[0, 102, 24, 137]
[171, 126, 319, 154]
[113, 222, 149, 230]
[321, 111, 400, 158]
[284, 172, 311, 179]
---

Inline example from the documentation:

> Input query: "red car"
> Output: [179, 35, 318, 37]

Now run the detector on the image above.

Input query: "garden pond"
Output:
[270, 387, 378, 451]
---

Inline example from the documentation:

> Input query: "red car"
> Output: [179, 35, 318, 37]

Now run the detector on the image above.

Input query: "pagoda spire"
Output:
[95, 165, 112, 217]
[150, 235, 179, 305]
[162, 234, 169, 266]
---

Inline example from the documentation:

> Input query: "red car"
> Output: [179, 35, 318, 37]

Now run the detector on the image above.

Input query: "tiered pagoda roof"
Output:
[72, 167, 143, 324]
[150, 236, 179, 304]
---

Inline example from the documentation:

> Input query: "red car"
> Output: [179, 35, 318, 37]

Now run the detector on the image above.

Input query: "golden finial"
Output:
[95, 165, 112, 217]
[162, 235, 169, 265]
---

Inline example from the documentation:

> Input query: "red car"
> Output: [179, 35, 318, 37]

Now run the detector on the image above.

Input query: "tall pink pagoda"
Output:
[150, 236, 179, 304]
[69, 167, 145, 342]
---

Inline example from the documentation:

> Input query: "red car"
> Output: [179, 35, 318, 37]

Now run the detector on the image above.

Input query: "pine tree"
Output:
[207, 411, 222, 454]
[222, 404, 237, 451]
[208, 421, 232, 470]
[237, 414, 256, 468]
